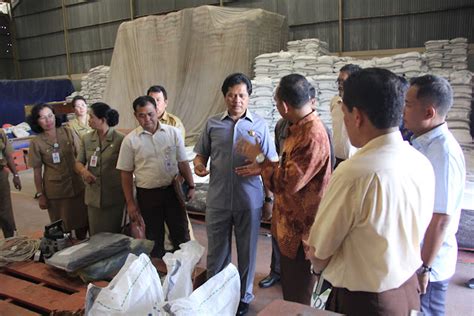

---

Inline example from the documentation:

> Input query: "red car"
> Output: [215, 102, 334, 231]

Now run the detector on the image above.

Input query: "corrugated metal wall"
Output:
[7, 0, 474, 79]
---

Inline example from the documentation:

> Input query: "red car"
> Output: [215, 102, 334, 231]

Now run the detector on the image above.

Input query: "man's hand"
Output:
[236, 138, 262, 161]
[417, 272, 429, 294]
[262, 201, 272, 221]
[194, 164, 209, 177]
[126, 201, 142, 223]
[38, 195, 48, 209]
[187, 187, 196, 201]
[81, 169, 97, 184]
[12, 175, 21, 191]
[235, 160, 262, 177]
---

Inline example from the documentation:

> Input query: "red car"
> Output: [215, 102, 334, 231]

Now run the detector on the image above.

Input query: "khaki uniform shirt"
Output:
[28, 126, 84, 199]
[160, 111, 185, 140]
[68, 116, 92, 140]
[76, 128, 125, 208]
[0, 129, 13, 167]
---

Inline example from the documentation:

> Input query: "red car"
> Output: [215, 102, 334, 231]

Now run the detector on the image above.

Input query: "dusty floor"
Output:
[5, 169, 474, 315]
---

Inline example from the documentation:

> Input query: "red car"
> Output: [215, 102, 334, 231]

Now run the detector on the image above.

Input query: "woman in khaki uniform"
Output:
[75, 102, 125, 235]
[28, 104, 88, 239]
[0, 129, 22, 238]
[68, 96, 92, 139]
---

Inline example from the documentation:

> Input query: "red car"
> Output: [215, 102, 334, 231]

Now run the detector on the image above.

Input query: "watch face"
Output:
[256, 153, 265, 163]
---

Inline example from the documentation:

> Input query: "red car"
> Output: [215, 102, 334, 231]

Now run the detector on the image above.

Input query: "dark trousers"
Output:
[420, 279, 449, 316]
[0, 169, 15, 238]
[136, 186, 190, 258]
[269, 235, 281, 277]
[326, 274, 420, 316]
[280, 242, 316, 305]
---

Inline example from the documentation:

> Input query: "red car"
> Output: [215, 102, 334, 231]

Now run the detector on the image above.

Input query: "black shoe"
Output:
[236, 302, 249, 316]
[258, 273, 280, 288]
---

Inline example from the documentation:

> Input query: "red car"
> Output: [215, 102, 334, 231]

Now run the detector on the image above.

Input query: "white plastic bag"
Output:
[162, 240, 205, 301]
[85, 253, 164, 315]
[161, 263, 240, 316]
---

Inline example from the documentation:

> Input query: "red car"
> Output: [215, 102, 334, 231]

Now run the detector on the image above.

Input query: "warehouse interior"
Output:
[0, 0, 473, 315]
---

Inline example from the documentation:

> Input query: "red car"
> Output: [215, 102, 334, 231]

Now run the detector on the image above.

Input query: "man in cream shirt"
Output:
[330, 64, 360, 167]
[305, 68, 435, 315]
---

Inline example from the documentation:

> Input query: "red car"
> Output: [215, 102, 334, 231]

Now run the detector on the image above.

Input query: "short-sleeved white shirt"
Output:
[116, 124, 187, 189]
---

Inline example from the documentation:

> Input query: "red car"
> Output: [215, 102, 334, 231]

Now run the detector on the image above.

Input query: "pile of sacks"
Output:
[85, 240, 240, 315]
[287, 38, 330, 56]
[446, 70, 473, 144]
[254, 51, 294, 79]
[66, 65, 110, 104]
[425, 37, 468, 73]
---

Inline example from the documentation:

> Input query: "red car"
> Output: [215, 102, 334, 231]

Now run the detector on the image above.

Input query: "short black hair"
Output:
[221, 73, 252, 96]
[147, 85, 168, 100]
[276, 74, 311, 109]
[343, 68, 406, 129]
[340, 64, 362, 75]
[28, 103, 62, 133]
[71, 95, 87, 108]
[133, 95, 156, 112]
[91, 102, 119, 127]
[409, 75, 453, 117]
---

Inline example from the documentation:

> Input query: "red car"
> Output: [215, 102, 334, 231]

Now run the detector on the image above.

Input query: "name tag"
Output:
[52, 152, 61, 164]
[90, 155, 98, 167]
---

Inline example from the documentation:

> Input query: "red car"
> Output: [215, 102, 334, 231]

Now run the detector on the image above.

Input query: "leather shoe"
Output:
[258, 274, 280, 288]
[236, 302, 249, 316]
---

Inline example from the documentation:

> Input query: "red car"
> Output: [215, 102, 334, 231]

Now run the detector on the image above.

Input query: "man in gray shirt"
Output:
[194, 73, 278, 315]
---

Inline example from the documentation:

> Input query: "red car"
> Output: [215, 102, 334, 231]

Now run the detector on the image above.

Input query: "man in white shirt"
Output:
[330, 64, 360, 168]
[404, 75, 466, 316]
[117, 95, 195, 258]
[305, 68, 435, 315]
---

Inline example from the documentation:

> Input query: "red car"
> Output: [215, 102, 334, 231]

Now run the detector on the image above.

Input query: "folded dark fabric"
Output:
[45, 232, 131, 272]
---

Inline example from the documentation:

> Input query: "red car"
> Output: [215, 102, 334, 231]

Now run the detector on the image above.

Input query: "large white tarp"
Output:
[104, 5, 287, 142]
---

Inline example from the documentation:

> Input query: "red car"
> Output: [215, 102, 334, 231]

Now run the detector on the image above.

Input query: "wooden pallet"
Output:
[0, 259, 207, 315]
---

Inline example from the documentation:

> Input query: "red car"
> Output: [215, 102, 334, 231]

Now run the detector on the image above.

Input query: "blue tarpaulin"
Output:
[0, 79, 75, 126]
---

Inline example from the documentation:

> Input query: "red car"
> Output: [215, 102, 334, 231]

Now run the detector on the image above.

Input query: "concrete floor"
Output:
[4, 169, 474, 315]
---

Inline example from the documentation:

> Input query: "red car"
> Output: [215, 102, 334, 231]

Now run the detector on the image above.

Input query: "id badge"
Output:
[90, 155, 98, 167]
[52, 152, 61, 164]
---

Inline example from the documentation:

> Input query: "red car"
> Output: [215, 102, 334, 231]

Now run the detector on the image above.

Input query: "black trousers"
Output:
[136, 186, 190, 258]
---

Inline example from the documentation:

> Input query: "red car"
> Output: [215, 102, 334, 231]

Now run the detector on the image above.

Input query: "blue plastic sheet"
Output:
[0, 79, 74, 126]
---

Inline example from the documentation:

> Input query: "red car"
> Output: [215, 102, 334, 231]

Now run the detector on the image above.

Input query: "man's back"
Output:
[310, 132, 435, 292]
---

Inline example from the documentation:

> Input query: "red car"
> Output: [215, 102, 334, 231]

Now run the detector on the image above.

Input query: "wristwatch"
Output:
[264, 196, 274, 203]
[417, 264, 432, 275]
[256, 153, 265, 164]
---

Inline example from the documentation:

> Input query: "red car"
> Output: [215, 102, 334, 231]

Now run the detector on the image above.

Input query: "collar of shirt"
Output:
[220, 110, 254, 122]
[288, 111, 316, 135]
[410, 122, 448, 150]
[354, 131, 404, 157]
[136, 124, 165, 136]
[160, 111, 170, 122]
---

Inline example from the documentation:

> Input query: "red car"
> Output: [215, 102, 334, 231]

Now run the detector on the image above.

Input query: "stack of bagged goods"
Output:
[66, 65, 110, 104]
[287, 38, 330, 56]
[424, 37, 468, 74]
[391, 52, 425, 78]
[249, 77, 279, 134]
[446, 70, 473, 144]
[254, 51, 294, 79]
[309, 74, 337, 129]
[314, 55, 338, 75]
[293, 54, 318, 77]
[444, 37, 469, 71]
